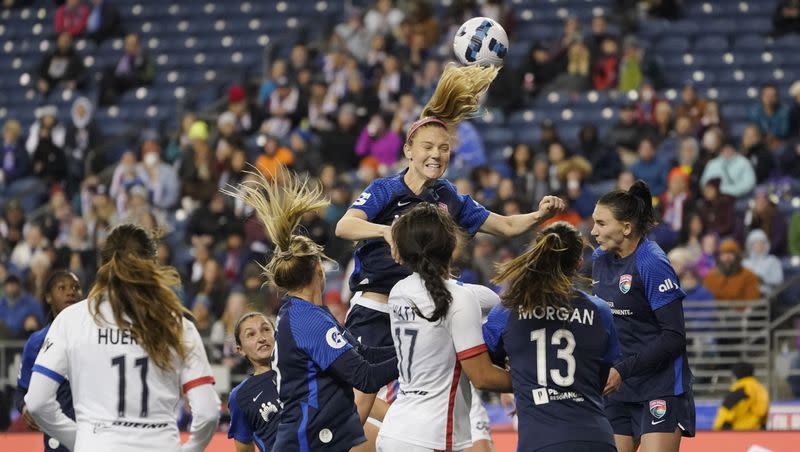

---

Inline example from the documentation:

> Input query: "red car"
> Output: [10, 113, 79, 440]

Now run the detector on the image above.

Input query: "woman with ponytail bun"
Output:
[377, 203, 512, 452]
[483, 221, 621, 452]
[224, 166, 398, 452]
[591, 180, 695, 452]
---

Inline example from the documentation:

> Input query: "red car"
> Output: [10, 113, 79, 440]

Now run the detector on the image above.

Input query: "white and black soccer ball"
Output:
[453, 17, 509, 67]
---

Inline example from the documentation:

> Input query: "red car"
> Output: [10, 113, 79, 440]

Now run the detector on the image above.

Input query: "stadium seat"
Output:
[693, 35, 729, 53]
[655, 36, 690, 54]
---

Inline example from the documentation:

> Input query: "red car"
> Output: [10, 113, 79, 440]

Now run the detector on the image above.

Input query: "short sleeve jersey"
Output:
[591, 239, 693, 402]
[380, 275, 487, 451]
[31, 299, 215, 450]
[228, 371, 282, 452]
[348, 170, 490, 295]
[482, 291, 620, 451]
[273, 296, 365, 452]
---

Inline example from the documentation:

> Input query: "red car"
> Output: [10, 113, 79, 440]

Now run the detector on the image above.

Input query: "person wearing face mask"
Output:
[135, 130, 178, 210]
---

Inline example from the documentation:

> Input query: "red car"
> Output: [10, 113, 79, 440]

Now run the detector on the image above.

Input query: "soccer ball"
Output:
[453, 17, 509, 67]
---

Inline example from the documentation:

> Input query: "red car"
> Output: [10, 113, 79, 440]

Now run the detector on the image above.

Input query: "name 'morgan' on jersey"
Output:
[348, 170, 489, 295]
[482, 290, 620, 452]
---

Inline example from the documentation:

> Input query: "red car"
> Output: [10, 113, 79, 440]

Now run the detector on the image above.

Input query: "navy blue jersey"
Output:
[483, 291, 620, 452]
[592, 239, 693, 402]
[348, 170, 490, 294]
[228, 371, 282, 452]
[16, 324, 74, 452]
[274, 296, 365, 452]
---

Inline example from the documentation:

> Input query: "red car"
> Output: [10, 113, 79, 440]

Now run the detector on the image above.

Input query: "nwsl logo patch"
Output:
[619, 274, 632, 294]
[649, 399, 667, 419]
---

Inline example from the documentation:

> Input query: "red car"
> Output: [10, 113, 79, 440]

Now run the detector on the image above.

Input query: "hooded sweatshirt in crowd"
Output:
[742, 229, 784, 298]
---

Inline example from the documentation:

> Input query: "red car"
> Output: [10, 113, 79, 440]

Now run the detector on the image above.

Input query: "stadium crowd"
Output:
[0, 0, 800, 434]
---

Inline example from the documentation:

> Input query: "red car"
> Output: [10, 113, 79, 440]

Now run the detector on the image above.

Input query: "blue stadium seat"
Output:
[482, 127, 514, 148]
[655, 36, 690, 54]
[721, 103, 750, 122]
[669, 21, 701, 37]
[733, 34, 766, 51]
[704, 19, 737, 35]
[693, 35, 729, 52]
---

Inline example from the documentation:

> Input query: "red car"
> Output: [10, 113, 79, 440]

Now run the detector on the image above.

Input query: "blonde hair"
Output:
[89, 224, 190, 372]
[222, 166, 329, 291]
[417, 63, 499, 129]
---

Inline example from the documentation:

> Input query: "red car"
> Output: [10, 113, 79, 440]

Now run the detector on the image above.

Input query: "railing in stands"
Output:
[684, 299, 770, 399]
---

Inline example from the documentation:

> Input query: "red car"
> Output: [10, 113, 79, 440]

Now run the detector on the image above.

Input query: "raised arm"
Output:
[335, 208, 390, 241]
[479, 195, 565, 237]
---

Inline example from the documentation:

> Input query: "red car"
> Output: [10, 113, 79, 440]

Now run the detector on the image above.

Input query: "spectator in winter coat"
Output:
[355, 113, 402, 169]
[27, 106, 67, 189]
[36, 32, 86, 96]
[696, 178, 736, 239]
[86, 0, 124, 44]
[740, 125, 775, 185]
[54, 0, 89, 37]
[630, 136, 669, 195]
[742, 229, 784, 297]
[749, 83, 791, 141]
[704, 239, 761, 302]
[99, 33, 153, 106]
[1, 120, 32, 188]
[700, 142, 756, 199]
[713, 362, 769, 430]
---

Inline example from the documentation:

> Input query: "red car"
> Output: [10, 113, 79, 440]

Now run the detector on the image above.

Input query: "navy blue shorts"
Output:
[344, 296, 393, 347]
[605, 392, 696, 439]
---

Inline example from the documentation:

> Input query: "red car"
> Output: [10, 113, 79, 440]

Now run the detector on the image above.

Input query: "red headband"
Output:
[406, 117, 447, 141]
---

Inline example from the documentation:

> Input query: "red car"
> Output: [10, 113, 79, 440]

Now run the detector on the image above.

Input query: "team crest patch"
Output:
[649, 399, 667, 419]
[619, 274, 632, 294]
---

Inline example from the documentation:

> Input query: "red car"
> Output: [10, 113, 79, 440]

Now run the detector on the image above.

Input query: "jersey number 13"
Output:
[530, 328, 576, 387]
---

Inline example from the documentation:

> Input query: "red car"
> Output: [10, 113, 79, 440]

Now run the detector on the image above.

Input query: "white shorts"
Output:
[377, 435, 464, 452]
[469, 385, 492, 443]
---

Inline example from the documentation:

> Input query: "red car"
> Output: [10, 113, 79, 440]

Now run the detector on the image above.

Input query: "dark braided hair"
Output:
[596, 179, 657, 236]
[392, 203, 463, 323]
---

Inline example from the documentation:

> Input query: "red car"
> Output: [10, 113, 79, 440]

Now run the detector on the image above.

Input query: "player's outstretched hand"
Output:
[537, 195, 566, 220]
[21, 406, 40, 432]
[383, 225, 402, 264]
[500, 392, 516, 416]
[603, 367, 622, 396]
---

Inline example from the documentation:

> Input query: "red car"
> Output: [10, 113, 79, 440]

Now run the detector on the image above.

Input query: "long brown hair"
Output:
[492, 222, 586, 313]
[392, 203, 463, 322]
[222, 166, 329, 291]
[89, 224, 190, 371]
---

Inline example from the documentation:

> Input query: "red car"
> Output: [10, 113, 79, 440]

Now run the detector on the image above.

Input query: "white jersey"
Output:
[380, 274, 488, 451]
[32, 299, 215, 451]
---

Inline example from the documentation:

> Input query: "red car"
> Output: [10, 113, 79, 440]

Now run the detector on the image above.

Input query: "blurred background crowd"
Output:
[0, 0, 799, 431]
